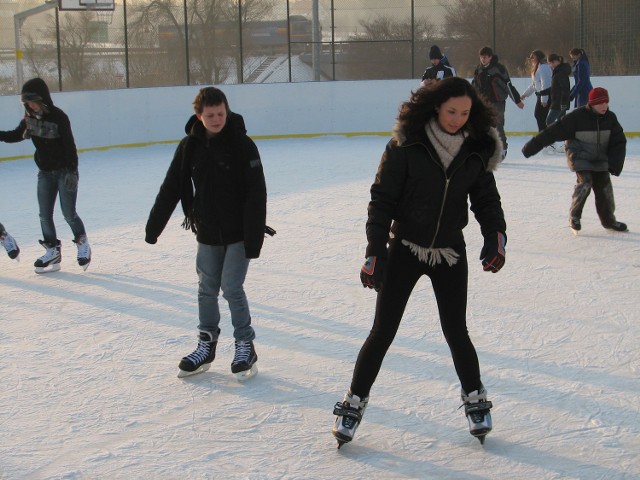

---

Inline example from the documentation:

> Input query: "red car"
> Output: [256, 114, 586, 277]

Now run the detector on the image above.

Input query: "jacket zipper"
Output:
[409, 141, 472, 248]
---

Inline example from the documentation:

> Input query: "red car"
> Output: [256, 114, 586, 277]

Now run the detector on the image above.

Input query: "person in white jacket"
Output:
[520, 50, 553, 132]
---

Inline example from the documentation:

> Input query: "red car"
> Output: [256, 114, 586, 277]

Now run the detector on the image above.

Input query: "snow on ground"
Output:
[1, 135, 639, 479]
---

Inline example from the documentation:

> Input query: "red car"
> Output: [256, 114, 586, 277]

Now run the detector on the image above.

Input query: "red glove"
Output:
[360, 256, 385, 291]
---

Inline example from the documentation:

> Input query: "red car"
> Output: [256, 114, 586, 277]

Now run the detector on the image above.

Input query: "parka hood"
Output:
[21, 77, 54, 107]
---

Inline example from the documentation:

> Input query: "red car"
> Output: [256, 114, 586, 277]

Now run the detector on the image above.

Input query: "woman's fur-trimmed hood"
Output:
[391, 119, 503, 172]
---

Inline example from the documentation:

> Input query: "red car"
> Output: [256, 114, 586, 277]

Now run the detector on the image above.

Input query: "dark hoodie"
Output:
[540, 62, 572, 111]
[472, 55, 521, 104]
[0, 77, 79, 172]
[146, 113, 267, 258]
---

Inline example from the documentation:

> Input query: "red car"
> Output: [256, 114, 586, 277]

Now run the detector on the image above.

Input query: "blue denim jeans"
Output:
[37, 170, 86, 244]
[196, 241, 254, 342]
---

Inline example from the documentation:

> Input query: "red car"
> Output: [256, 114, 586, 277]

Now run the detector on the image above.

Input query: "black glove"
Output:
[360, 256, 385, 291]
[480, 232, 506, 273]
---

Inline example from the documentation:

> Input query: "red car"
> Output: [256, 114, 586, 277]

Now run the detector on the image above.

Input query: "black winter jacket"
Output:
[145, 116, 267, 258]
[0, 77, 79, 172]
[365, 124, 506, 259]
[421, 62, 456, 82]
[472, 55, 521, 104]
[540, 62, 571, 111]
[522, 106, 626, 176]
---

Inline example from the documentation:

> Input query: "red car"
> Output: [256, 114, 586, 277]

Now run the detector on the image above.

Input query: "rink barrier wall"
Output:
[1, 76, 638, 161]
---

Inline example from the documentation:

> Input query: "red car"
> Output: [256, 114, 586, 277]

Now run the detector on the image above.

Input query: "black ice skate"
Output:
[177, 330, 217, 378]
[0, 231, 20, 261]
[34, 240, 61, 273]
[569, 217, 581, 235]
[73, 234, 92, 270]
[231, 340, 258, 380]
[604, 221, 628, 232]
[461, 385, 493, 445]
[332, 389, 368, 448]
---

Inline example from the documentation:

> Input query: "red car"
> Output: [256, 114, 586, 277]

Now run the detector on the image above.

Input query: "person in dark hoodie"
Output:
[0, 77, 91, 273]
[420, 45, 456, 87]
[146, 86, 268, 380]
[472, 46, 524, 159]
[522, 87, 628, 233]
[0, 222, 20, 260]
[332, 77, 506, 448]
[544, 53, 572, 127]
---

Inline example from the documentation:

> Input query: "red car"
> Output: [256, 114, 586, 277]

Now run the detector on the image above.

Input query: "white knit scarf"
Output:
[425, 118, 466, 170]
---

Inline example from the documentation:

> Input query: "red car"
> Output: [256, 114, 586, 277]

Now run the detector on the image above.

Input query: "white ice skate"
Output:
[461, 385, 493, 445]
[332, 389, 368, 448]
[73, 234, 92, 271]
[1, 231, 20, 261]
[34, 240, 61, 273]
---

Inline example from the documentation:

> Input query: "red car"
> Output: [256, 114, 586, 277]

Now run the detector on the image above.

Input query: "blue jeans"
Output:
[37, 170, 86, 244]
[196, 241, 254, 342]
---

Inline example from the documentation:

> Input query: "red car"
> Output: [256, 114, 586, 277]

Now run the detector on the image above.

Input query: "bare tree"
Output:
[341, 15, 436, 80]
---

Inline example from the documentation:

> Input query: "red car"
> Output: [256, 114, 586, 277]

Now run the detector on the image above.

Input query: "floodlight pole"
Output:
[14, 1, 57, 92]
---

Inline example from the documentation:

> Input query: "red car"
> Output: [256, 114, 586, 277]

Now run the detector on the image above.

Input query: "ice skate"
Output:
[177, 330, 217, 378]
[34, 240, 61, 273]
[604, 221, 628, 232]
[332, 389, 368, 448]
[569, 217, 581, 235]
[231, 340, 258, 380]
[461, 385, 493, 445]
[0, 231, 20, 261]
[73, 234, 92, 270]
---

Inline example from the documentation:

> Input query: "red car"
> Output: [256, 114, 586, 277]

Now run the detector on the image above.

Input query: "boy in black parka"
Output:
[146, 87, 268, 379]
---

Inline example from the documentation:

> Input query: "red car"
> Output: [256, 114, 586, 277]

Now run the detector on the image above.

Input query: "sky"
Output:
[0, 134, 639, 479]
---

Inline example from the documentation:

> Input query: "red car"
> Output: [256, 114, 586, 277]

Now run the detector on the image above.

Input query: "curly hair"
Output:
[398, 77, 497, 140]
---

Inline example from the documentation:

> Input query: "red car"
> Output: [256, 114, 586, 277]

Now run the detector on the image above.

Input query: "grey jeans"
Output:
[196, 241, 255, 342]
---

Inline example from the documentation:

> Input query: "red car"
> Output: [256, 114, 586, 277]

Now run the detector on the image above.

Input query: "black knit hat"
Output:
[429, 45, 443, 60]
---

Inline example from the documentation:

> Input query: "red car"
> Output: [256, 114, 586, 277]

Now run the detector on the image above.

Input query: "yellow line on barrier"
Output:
[2, 131, 639, 162]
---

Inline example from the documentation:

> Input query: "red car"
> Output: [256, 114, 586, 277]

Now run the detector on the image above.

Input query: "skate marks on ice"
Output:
[1, 137, 640, 479]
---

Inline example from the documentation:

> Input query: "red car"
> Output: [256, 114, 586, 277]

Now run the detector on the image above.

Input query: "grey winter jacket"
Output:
[522, 106, 626, 176]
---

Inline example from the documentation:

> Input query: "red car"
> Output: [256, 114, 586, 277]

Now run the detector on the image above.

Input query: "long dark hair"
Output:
[529, 50, 546, 74]
[569, 48, 589, 64]
[547, 53, 564, 64]
[400, 77, 497, 140]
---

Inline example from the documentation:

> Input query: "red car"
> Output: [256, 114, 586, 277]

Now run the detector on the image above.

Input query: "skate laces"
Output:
[37, 242, 60, 262]
[233, 341, 252, 364]
[74, 235, 91, 259]
[185, 339, 211, 364]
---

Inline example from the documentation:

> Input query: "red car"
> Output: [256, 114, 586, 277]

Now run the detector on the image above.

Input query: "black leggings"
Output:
[350, 240, 482, 397]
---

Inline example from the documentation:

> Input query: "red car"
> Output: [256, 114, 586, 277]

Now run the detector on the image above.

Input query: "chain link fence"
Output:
[1, 0, 638, 94]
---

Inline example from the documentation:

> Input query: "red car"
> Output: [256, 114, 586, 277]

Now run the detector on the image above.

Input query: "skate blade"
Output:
[35, 263, 61, 274]
[177, 363, 210, 378]
[79, 262, 90, 271]
[235, 364, 258, 381]
[570, 227, 579, 236]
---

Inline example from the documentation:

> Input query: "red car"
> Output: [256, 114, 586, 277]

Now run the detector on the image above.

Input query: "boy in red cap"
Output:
[522, 86, 628, 233]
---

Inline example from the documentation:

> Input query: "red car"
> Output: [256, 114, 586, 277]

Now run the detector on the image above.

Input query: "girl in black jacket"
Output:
[333, 77, 507, 447]
[146, 87, 268, 379]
